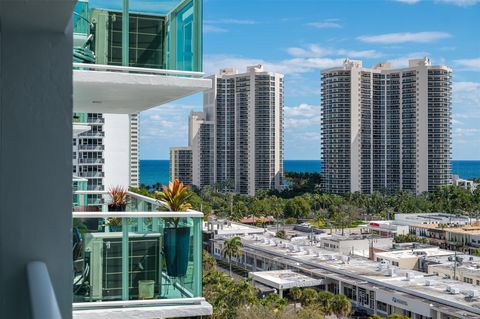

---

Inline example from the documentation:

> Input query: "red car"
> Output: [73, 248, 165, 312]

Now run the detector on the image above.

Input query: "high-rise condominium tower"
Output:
[171, 65, 284, 195]
[321, 58, 451, 195]
[170, 147, 193, 186]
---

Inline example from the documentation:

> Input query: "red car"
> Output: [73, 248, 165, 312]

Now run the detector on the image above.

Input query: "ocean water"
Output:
[140, 160, 480, 187]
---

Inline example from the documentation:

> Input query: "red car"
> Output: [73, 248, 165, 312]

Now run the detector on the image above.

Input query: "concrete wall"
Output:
[0, 3, 75, 318]
[103, 114, 131, 189]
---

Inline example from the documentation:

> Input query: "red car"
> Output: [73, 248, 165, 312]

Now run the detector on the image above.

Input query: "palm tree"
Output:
[290, 286, 302, 311]
[317, 291, 334, 315]
[222, 236, 243, 277]
[331, 294, 352, 319]
[300, 288, 317, 306]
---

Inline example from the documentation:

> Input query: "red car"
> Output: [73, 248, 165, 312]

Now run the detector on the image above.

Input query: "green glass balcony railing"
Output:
[72, 191, 203, 308]
[72, 0, 202, 72]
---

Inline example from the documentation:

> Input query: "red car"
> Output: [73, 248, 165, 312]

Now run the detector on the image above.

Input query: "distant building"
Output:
[409, 223, 480, 250]
[321, 58, 452, 195]
[173, 65, 284, 195]
[189, 112, 215, 188]
[169, 147, 193, 185]
[395, 213, 470, 226]
[452, 175, 478, 191]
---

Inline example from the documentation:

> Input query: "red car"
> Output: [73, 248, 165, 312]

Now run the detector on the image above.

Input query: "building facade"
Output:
[173, 65, 284, 195]
[209, 65, 284, 195]
[169, 147, 193, 185]
[321, 58, 452, 195]
[189, 111, 215, 188]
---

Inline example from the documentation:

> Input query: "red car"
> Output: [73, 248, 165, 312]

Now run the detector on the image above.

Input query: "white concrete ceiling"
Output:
[73, 70, 212, 114]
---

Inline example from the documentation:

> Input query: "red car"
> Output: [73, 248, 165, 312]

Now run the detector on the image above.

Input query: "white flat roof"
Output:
[375, 248, 455, 260]
[73, 64, 212, 114]
[250, 270, 324, 290]
[235, 234, 480, 316]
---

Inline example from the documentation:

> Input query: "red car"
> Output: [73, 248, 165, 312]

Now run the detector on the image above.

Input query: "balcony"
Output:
[79, 158, 105, 164]
[78, 145, 104, 151]
[80, 131, 104, 138]
[72, 191, 211, 318]
[73, 63, 211, 114]
[72, 0, 212, 114]
[79, 172, 105, 178]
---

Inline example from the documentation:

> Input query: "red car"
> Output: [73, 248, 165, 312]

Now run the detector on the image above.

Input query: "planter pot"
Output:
[109, 225, 122, 232]
[138, 280, 155, 299]
[163, 226, 191, 277]
[108, 203, 126, 212]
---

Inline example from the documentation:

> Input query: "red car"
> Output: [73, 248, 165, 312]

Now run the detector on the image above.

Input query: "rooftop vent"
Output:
[406, 272, 415, 281]
[466, 290, 479, 298]
[447, 286, 461, 294]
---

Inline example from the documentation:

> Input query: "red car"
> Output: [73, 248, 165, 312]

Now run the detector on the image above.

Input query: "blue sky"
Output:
[136, 0, 480, 160]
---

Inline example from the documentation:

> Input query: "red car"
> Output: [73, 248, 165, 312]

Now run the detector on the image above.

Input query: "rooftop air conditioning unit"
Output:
[82, 232, 162, 301]
[425, 279, 432, 286]
[406, 272, 415, 281]
[388, 268, 396, 277]
[467, 290, 479, 298]
[450, 287, 461, 294]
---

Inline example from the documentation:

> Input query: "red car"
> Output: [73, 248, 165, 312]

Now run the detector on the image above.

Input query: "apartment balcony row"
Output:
[78, 145, 104, 151]
[71, 190, 212, 318]
[78, 172, 105, 178]
[80, 132, 104, 138]
[78, 158, 105, 164]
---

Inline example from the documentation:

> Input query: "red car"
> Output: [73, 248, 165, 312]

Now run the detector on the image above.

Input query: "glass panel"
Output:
[73, 1, 89, 35]
[73, 194, 202, 303]
[175, 1, 193, 71]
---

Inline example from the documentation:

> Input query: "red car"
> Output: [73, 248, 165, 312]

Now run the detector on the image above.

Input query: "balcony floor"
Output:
[73, 68, 212, 114]
[73, 300, 212, 319]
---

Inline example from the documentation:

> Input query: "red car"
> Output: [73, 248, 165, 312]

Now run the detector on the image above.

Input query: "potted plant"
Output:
[106, 217, 122, 232]
[108, 186, 127, 211]
[156, 179, 192, 277]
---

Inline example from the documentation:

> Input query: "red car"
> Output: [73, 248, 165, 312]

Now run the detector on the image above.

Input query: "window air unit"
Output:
[82, 232, 162, 301]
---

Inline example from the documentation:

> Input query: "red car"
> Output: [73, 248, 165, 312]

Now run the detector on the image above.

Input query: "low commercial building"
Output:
[367, 221, 410, 237]
[395, 213, 470, 226]
[211, 234, 480, 318]
[374, 247, 454, 271]
[202, 219, 265, 253]
[318, 234, 393, 257]
[410, 223, 480, 250]
[452, 175, 478, 191]
[250, 270, 324, 298]
[427, 255, 480, 285]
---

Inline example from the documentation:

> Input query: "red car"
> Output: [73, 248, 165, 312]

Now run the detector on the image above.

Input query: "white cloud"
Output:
[203, 54, 344, 75]
[454, 57, 480, 71]
[287, 44, 383, 59]
[285, 103, 321, 118]
[393, 0, 479, 5]
[435, 0, 480, 6]
[382, 52, 430, 68]
[454, 128, 480, 137]
[453, 82, 480, 113]
[357, 32, 451, 44]
[204, 25, 228, 33]
[284, 104, 321, 129]
[140, 103, 197, 141]
[307, 19, 342, 29]
[204, 19, 257, 25]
